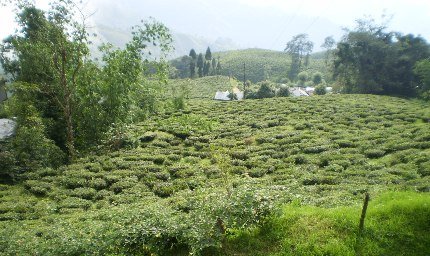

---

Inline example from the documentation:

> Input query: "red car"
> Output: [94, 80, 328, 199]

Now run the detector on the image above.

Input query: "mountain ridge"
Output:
[89, 23, 242, 59]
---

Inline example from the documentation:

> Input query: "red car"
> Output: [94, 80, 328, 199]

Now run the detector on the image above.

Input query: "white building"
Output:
[305, 86, 315, 96]
[214, 88, 244, 101]
[289, 87, 309, 97]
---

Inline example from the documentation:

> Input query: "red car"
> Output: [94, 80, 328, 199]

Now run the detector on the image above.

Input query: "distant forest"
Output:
[170, 18, 430, 100]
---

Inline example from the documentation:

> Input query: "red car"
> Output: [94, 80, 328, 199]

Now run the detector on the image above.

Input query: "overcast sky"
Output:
[1, 0, 429, 51]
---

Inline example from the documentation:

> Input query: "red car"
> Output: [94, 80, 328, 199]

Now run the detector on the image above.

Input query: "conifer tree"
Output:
[189, 49, 197, 78]
[205, 47, 212, 61]
[211, 58, 217, 75]
[216, 56, 222, 74]
[197, 53, 204, 77]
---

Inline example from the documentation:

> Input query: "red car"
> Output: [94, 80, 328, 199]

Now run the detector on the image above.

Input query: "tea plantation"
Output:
[1, 95, 429, 255]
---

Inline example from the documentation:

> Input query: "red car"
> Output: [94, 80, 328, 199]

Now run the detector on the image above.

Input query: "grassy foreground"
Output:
[225, 191, 430, 256]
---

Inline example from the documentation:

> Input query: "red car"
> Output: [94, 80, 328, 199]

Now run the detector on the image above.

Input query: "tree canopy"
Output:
[0, 0, 173, 176]
[284, 34, 314, 80]
[333, 18, 430, 97]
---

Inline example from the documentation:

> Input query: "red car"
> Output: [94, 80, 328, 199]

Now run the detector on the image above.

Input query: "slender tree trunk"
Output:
[60, 47, 76, 162]
[64, 98, 75, 162]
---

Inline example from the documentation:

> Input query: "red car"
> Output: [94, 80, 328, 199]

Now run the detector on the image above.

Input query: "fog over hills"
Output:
[83, 0, 430, 53]
[1, 0, 429, 58]
[88, 23, 241, 59]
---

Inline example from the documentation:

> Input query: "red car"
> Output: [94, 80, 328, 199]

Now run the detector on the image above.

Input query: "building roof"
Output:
[214, 88, 244, 101]
[289, 87, 309, 97]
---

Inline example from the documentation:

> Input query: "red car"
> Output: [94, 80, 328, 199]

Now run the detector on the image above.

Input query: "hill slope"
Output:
[170, 48, 330, 83]
[0, 95, 429, 255]
[167, 75, 240, 99]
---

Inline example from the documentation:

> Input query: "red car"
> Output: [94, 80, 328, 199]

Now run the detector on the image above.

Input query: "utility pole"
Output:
[243, 63, 246, 89]
[243, 62, 246, 99]
[228, 63, 231, 83]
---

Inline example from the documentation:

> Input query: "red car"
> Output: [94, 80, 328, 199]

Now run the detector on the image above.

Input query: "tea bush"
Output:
[1, 95, 429, 255]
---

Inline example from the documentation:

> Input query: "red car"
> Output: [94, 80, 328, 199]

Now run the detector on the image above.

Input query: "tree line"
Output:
[283, 18, 430, 99]
[170, 47, 222, 79]
[332, 18, 430, 98]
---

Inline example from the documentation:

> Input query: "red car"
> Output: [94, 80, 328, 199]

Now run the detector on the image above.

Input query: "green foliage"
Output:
[170, 48, 328, 84]
[205, 46, 212, 61]
[256, 82, 275, 99]
[277, 85, 290, 97]
[285, 34, 314, 80]
[0, 1, 173, 166]
[0, 83, 64, 179]
[414, 58, 430, 99]
[312, 72, 323, 85]
[333, 18, 430, 96]
[228, 92, 238, 100]
[314, 84, 327, 95]
[321, 36, 336, 65]
[0, 95, 429, 254]
[225, 191, 430, 256]
[167, 76, 232, 99]
[197, 53, 204, 77]
[0, 1, 90, 160]
[297, 71, 308, 86]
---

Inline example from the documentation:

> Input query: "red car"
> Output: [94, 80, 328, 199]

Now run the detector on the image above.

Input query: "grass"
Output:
[0, 94, 429, 255]
[225, 191, 430, 256]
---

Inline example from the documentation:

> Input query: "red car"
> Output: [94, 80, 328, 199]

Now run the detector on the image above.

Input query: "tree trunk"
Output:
[64, 99, 75, 162]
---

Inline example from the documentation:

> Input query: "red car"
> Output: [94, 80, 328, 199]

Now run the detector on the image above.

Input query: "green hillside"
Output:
[1, 95, 429, 255]
[170, 48, 330, 83]
[167, 75, 239, 99]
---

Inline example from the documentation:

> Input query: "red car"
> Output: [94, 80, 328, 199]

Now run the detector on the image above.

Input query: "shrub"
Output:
[294, 154, 308, 164]
[153, 182, 175, 197]
[110, 177, 138, 194]
[255, 82, 275, 99]
[297, 71, 308, 86]
[312, 72, 323, 85]
[277, 86, 290, 97]
[61, 177, 88, 189]
[70, 187, 97, 200]
[364, 149, 386, 158]
[315, 84, 327, 95]
[418, 161, 430, 177]
[24, 180, 51, 196]
[59, 197, 92, 210]
[88, 178, 108, 190]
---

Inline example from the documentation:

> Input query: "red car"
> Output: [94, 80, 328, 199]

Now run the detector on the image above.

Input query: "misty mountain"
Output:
[89, 23, 241, 59]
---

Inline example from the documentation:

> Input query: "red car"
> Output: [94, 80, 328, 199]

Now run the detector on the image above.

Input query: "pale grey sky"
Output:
[1, 0, 429, 51]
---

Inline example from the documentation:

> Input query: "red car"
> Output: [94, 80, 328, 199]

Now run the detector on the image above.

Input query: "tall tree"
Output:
[211, 58, 217, 75]
[333, 17, 430, 96]
[216, 56, 222, 74]
[189, 49, 197, 59]
[414, 58, 430, 99]
[197, 53, 204, 77]
[0, 1, 173, 163]
[284, 34, 313, 80]
[205, 47, 212, 61]
[189, 49, 197, 78]
[321, 36, 336, 65]
[0, 1, 89, 161]
[203, 61, 210, 76]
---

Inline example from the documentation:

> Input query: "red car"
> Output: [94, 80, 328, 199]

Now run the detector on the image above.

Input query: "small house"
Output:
[214, 88, 244, 101]
[214, 90, 231, 101]
[305, 86, 315, 96]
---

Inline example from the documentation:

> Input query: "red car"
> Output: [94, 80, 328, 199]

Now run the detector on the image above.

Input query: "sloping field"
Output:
[0, 95, 429, 255]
